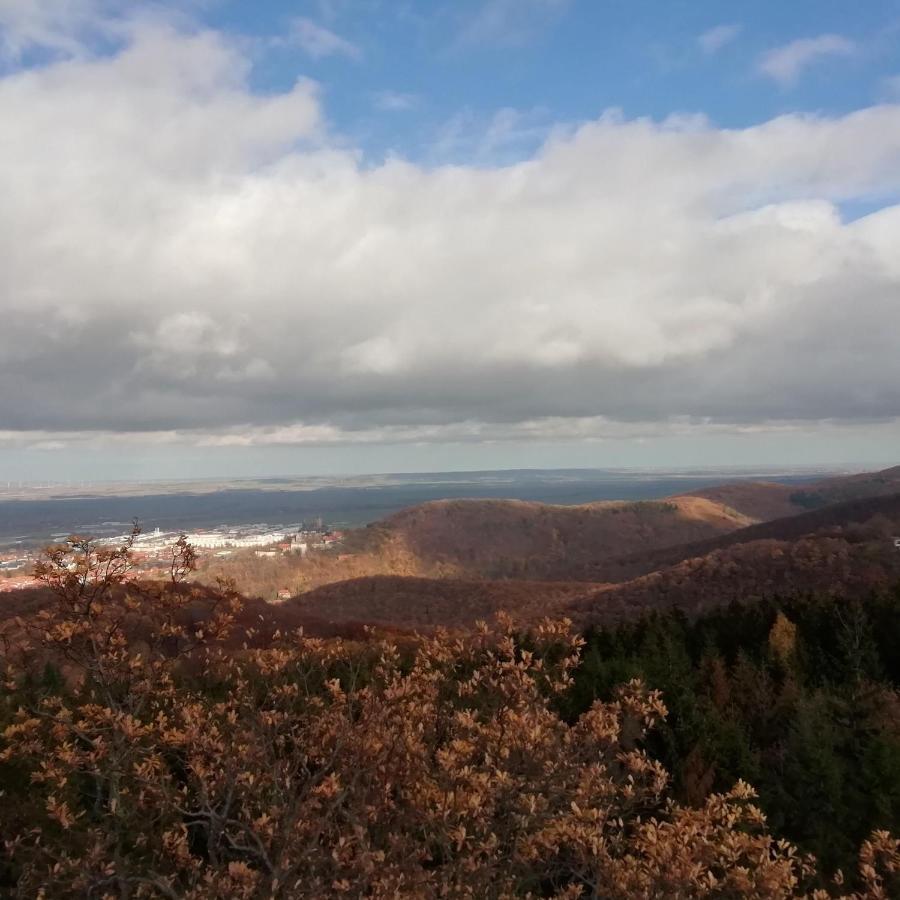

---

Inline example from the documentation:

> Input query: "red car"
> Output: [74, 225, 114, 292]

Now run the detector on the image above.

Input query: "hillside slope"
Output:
[286, 575, 599, 630]
[279, 493, 900, 633]
[601, 490, 900, 583]
[569, 495, 900, 628]
[366, 495, 753, 582]
[356, 466, 900, 586]
[192, 466, 900, 600]
[683, 465, 900, 521]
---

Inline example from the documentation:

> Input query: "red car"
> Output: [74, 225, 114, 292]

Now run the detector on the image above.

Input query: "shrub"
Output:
[1, 534, 898, 897]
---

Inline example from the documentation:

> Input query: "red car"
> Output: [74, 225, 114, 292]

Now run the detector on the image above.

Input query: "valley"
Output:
[4, 463, 900, 894]
[173, 464, 900, 635]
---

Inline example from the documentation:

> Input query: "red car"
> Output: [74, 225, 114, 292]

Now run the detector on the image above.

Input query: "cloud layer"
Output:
[286, 17, 361, 61]
[758, 34, 856, 86]
[2, 18, 900, 450]
[698, 24, 742, 55]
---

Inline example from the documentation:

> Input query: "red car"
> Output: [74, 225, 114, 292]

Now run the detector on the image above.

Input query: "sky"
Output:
[2, 0, 900, 481]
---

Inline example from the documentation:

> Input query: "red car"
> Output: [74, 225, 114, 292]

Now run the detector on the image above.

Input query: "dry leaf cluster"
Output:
[1, 531, 898, 898]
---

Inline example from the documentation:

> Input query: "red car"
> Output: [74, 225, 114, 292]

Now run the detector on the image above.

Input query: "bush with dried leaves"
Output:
[1, 532, 898, 898]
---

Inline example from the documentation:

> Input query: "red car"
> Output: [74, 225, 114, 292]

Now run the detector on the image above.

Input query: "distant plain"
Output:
[0, 468, 831, 547]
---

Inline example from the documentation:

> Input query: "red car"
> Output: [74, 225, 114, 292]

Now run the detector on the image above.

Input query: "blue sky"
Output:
[197, 0, 900, 164]
[1, 0, 900, 480]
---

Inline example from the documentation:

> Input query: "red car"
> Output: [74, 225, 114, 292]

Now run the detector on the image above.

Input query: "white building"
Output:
[184, 532, 287, 550]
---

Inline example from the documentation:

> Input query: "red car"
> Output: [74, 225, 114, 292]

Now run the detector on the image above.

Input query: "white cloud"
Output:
[287, 16, 360, 60]
[478, 107, 545, 158]
[372, 89, 418, 111]
[2, 17, 900, 452]
[758, 34, 855, 86]
[0, 0, 196, 62]
[430, 106, 554, 163]
[0, 0, 97, 59]
[698, 23, 741, 55]
[456, 0, 570, 48]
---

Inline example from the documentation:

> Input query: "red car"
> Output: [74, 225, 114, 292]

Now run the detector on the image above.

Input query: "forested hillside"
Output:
[2, 533, 900, 897]
[598, 491, 900, 585]
[566, 587, 900, 879]
[267, 495, 900, 634]
[290, 574, 599, 629]
[684, 466, 900, 522]
[191, 468, 900, 602]
[364, 495, 753, 581]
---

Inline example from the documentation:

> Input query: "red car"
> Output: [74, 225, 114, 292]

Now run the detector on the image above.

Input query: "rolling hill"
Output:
[682, 465, 900, 521]
[188, 465, 900, 613]
[342, 466, 900, 586]
[568, 528, 900, 629]
[601, 489, 900, 583]
[276, 481, 900, 633]
[10, 465, 899, 640]
[361, 495, 754, 582]
[285, 575, 599, 630]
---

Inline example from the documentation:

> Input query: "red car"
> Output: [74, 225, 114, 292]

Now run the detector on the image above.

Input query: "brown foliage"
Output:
[683, 482, 803, 522]
[194, 534, 424, 603]
[571, 530, 900, 630]
[1, 535, 899, 897]
[685, 466, 900, 522]
[191, 495, 751, 603]
[769, 612, 798, 665]
[371, 496, 752, 583]
[607, 491, 900, 585]
[286, 575, 599, 631]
